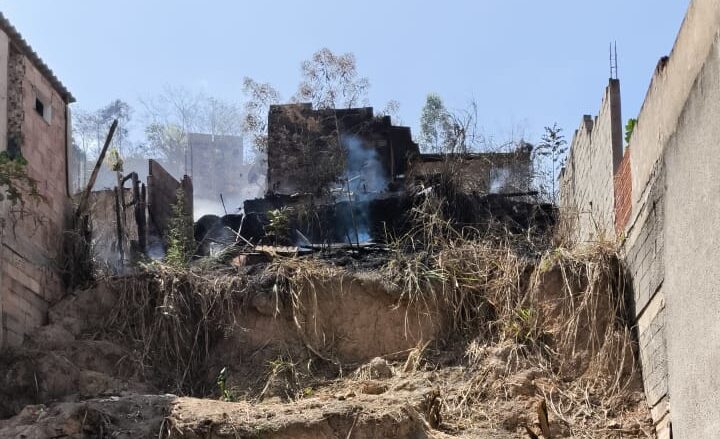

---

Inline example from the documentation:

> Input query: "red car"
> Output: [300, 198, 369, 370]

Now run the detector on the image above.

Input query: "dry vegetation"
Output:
[0, 181, 652, 438]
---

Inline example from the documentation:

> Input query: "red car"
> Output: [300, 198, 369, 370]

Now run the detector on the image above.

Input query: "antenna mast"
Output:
[610, 41, 619, 79]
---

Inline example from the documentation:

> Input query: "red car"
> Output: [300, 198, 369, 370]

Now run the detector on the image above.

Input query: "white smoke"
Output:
[489, 167, 510, 194]
[342, 134, 388, 196]
[331, 135, 390, 244]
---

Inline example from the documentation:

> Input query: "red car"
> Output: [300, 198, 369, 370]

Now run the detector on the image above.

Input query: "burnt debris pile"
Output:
[194, 103, 555, 260]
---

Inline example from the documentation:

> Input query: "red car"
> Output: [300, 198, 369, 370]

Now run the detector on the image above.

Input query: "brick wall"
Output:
[1, 48, 70, 347]
[613, 147, 632, 235]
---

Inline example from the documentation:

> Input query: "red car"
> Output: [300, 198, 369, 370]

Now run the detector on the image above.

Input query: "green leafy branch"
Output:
[0, 151, 43, 207]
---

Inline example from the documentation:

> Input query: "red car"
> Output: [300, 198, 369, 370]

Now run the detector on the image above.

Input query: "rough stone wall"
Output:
[559, 79, 622, 242]
[0, 47, 70, 347]
[147, 159, 193, 238]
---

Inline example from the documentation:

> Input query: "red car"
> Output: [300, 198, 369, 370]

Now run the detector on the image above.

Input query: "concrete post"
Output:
[609, 79, 624, 172]
[0, 30, 10, 347]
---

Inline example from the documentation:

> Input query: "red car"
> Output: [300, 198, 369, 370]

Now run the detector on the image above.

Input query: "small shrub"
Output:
[165, 188, 195, 267]
[216, 367, 235, 402]
[266, 207, 291, 243]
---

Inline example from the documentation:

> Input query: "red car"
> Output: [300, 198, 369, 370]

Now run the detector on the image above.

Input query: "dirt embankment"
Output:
[0, 244, 654, 438]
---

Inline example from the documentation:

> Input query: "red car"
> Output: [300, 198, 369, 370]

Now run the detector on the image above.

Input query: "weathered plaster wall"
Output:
[629, 0, 720, 209]
[0, 42, 70, 347]
[661, 29, 720, 437]
[559, 79, 622, 242]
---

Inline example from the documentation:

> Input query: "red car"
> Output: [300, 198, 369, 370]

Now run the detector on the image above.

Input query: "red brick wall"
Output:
[614, 147, 632, 235]
[0, 53, 69, 346]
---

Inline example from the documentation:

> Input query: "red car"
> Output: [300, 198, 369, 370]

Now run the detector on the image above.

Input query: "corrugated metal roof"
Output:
[0, 11, 75, 103]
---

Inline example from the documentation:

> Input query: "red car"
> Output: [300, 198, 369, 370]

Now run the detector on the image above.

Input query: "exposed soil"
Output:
[0, 244, 654, 438]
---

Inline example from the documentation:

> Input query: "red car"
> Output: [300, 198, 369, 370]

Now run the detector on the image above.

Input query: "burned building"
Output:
[0, 13, 75, 347]
[235, 104, 547, 247]
[86, 158, 194, 266]
[412, 144, 534, 195]
[266, 103, 419, 196]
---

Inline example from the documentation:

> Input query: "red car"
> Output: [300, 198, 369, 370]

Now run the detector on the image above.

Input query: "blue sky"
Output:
[1, 1, 688, 145]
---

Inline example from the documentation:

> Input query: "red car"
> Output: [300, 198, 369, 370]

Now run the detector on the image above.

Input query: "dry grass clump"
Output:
[384, 191, 537, 334]
[384, 189, 647, 436]
[103, 255, 344, 396]
[104, 264, 247, 395]
[453, 245, 643, 437]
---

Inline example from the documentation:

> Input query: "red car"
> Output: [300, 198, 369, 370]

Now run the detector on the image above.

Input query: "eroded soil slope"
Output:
[0, 243, 654, 438]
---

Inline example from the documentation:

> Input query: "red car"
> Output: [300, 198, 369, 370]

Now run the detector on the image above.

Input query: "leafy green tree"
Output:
[420, 94, 482, 154]
[625, 118, 637, 144]
[144, 122, 187, 176]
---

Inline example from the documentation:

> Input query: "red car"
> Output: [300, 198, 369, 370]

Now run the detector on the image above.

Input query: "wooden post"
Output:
[75, 119, 118, 219]
[114, 185, 125, 264]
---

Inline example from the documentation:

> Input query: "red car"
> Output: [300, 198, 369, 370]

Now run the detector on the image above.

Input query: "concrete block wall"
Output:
[559, 79, 622, 242]
[0, 41, 70, 347]
[568, 1, 720, 436]
[623, 166, 668, 427]
[147, 159, 193, 238]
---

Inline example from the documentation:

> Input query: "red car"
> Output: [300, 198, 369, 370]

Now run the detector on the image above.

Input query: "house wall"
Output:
[559, 79, 622, 242]
[0, 38, 70, 347]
